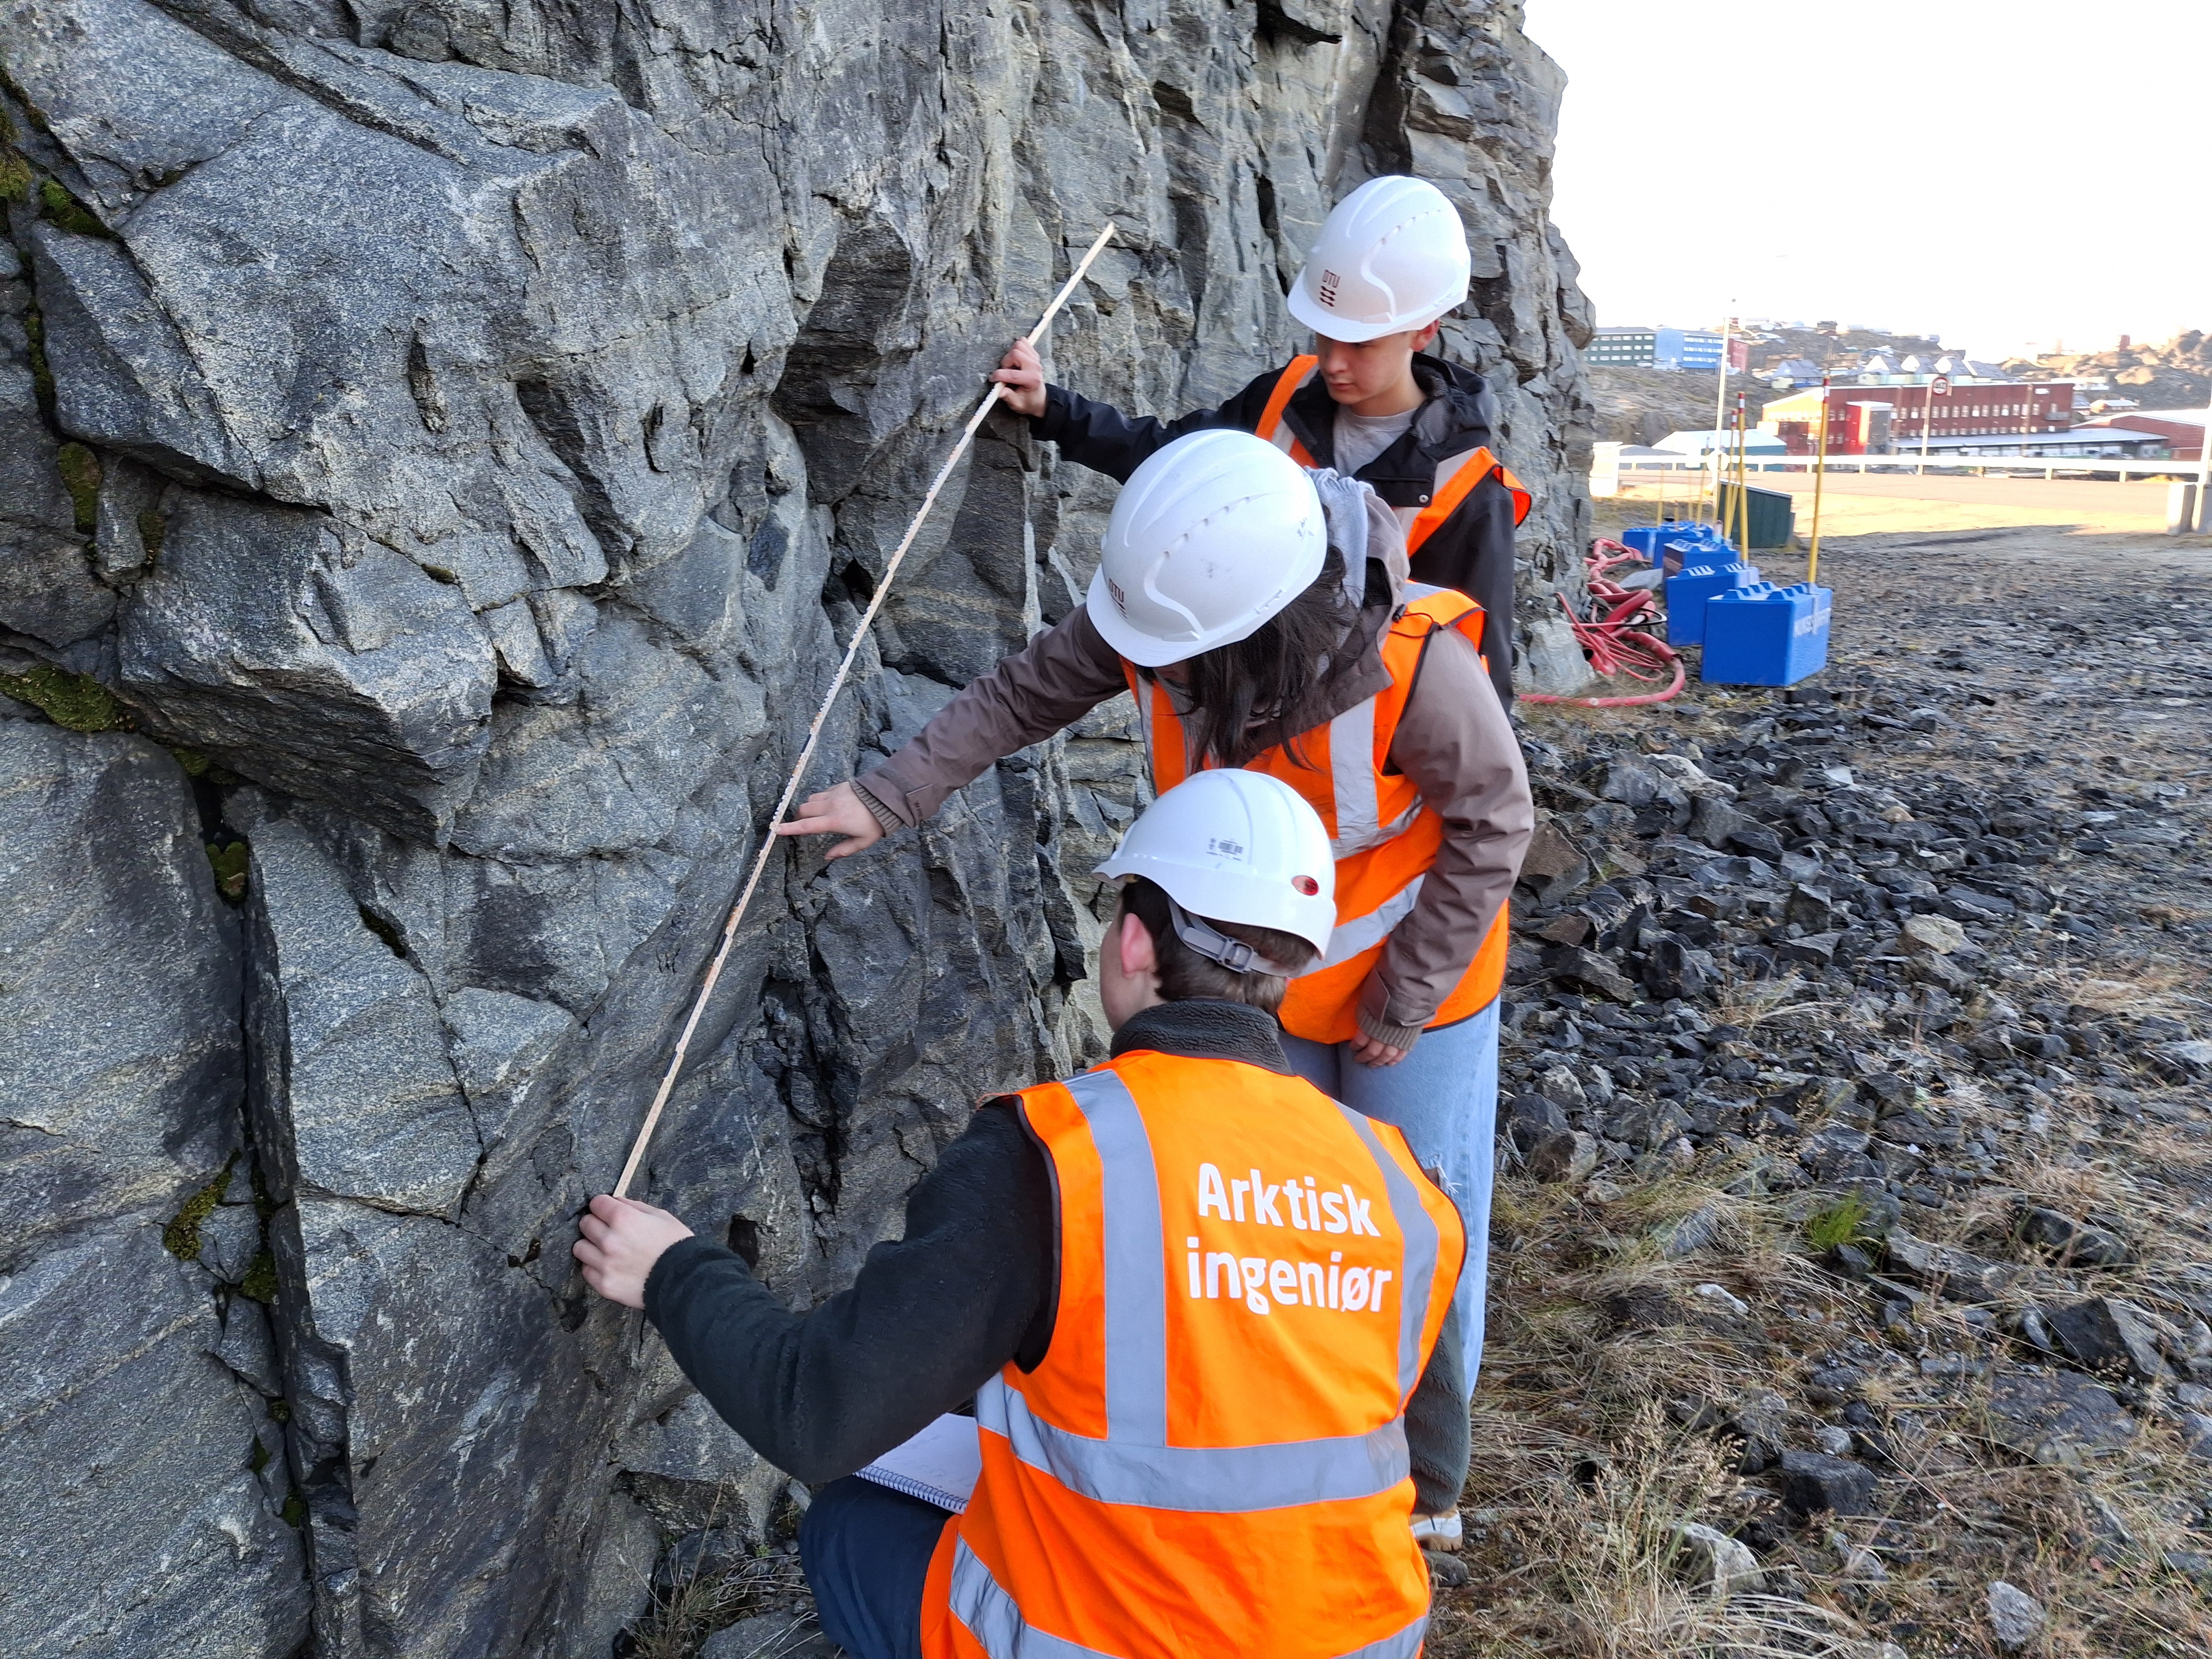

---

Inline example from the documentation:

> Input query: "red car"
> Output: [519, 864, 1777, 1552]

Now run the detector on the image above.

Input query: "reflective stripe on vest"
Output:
[925, 1052, 1465, 1659]
[1403, 445, 1534, 554]
[1336, 1101, 1441, 1397]
[979, 1352, 1411, 1510]
[1255, 356, 1320, 467]
[948, 1539, 1428, 1659]
[949, 1540, 1117, 1659]
[1313, 873, 1424, 973]
[1117, 587, 1509, 1043]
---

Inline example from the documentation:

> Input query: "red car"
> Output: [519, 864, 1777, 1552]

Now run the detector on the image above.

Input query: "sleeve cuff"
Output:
[1356, 1004, 1426, 1054]
[1033, 383, 1072, 442]
[642, 1234, 734, 1326]
[1356, 972, 1429, 1053]
[848, 775, 907, 833]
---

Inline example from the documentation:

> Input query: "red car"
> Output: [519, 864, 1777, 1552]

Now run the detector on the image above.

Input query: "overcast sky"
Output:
[1521, 0, 2209, 359]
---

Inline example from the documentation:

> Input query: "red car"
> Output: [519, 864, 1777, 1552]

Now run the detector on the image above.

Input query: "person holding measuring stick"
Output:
[774, 425, 1532, 1551]
[993, 175, 1532, 712]
[575, 771, 1469, 1659]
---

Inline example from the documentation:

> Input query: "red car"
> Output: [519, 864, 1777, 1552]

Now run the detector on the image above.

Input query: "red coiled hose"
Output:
[1519, 539, 1687, 708]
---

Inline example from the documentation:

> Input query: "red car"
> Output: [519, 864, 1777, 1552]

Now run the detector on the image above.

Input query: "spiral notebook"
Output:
[854, 1413, 982, 1513]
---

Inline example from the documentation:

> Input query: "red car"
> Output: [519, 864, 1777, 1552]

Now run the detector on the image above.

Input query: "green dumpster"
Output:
[1714, 483, 1796, 550]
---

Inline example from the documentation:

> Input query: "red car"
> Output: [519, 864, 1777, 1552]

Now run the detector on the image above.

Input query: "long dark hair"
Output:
[1146, 546, 1376, 768]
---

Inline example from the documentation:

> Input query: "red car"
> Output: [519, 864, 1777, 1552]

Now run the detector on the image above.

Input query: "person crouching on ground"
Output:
[775, 429, 1531, 1548]
[991, 173, 1531, 712]
[575, 770, 1468, 1659]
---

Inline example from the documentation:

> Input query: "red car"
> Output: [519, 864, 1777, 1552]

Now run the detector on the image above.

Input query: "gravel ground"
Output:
[1425, 522, 2212, 1657]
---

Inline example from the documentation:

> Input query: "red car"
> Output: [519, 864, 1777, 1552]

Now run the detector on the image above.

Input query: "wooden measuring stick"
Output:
[612, 221, 1118, 1199]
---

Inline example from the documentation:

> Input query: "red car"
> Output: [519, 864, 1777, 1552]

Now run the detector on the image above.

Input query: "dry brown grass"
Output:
[624, 1481, 814, 1659]
[1425, 1133, 2212, 1659]
[628, 1550, 814, 1659]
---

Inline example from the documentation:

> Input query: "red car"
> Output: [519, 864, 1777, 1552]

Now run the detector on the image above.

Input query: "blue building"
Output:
[1590, 325, 1729, 371]
[1655, 326, 1725, 372]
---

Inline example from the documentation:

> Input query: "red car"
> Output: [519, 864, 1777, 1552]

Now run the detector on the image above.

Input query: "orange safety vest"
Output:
[1120, 587, 1513, 1044]
[1254, 356, 1534, 551]
[919, 1049, 1466, 1659]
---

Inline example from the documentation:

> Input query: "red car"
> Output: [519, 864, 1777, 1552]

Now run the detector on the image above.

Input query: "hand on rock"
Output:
[574, 1195, 693, 1309]
[773, 782, 885, 860]
[991, 337, 1047, 419]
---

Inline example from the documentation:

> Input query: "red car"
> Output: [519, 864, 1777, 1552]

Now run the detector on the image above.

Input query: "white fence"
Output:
[1594, 451, 2196, 489]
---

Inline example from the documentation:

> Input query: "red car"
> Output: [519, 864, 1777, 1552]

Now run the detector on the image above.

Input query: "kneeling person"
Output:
[576, 770, 1469, 1659]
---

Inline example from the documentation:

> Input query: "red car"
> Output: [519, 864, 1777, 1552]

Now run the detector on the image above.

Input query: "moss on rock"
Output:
[206, 839, 249, 903]
[55, 441, 100, 533]
[22, 303, 55, 419]
[162, 1153, 239, 1262]
[0, 663, 130, 731]
[239, 1249, 278, 1303]
[37, 176, 111, 239]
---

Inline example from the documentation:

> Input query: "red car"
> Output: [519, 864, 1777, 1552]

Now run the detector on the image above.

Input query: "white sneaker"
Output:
[1411, 1511, 1463, 1551]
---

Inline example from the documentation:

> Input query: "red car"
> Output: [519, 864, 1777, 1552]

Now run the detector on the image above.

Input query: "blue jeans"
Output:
[798, 1476, 950, 1659]
[1279, 1000, 1498, 1400]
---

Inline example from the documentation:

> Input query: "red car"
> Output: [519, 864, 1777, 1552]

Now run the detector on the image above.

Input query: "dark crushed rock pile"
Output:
[1504, 673, 2211, 1212]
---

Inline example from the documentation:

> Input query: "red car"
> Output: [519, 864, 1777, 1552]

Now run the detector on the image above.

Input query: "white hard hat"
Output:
[1287, 176, 1472, 344]
[1085, 429, 1327, 668]
[1095, 770, 1336, 965]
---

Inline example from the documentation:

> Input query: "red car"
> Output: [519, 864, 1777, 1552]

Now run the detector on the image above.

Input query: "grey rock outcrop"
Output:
[0, 722, 310, 1658]
[1, 1, 1591, 1652]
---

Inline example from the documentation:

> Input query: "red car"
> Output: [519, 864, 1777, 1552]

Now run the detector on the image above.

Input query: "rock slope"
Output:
[0, 3, 1591, 1654]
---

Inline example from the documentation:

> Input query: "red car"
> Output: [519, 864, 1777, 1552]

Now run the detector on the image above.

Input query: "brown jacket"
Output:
[854, 537, 1532, 1051]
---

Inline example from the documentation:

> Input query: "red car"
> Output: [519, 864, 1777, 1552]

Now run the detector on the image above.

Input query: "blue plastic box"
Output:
[1619, 524, 1680, 560]
[1699, 582, 1832, 686]
[1663, 561, 1760, 646]
[1628, 522, 1725, 579]
[1624, 522, 1735, 576]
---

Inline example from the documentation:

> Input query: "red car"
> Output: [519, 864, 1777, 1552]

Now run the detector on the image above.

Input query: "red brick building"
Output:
[2076, 410, 2205, 462]
[1761, 381, 2075, 455]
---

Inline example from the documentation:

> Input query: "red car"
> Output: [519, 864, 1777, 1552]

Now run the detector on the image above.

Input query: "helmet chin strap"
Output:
[1163, 896, 1308, 980]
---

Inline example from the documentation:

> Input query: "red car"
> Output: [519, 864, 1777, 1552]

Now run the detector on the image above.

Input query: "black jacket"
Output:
[1033, 353, 1522, 707]
[645, 1000, 1470, 1514]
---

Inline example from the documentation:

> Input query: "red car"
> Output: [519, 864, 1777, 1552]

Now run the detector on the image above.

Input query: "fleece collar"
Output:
[1107, 999, 1293, 1075]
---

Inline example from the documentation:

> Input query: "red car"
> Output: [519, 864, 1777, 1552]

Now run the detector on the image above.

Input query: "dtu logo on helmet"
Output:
[1316, 269, 1340, 307]
[1106, 575, 1129, 614]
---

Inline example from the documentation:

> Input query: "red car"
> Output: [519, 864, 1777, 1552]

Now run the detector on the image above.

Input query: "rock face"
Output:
[0, 719, 311, 1658]
[0, 2, 1591, 1653]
